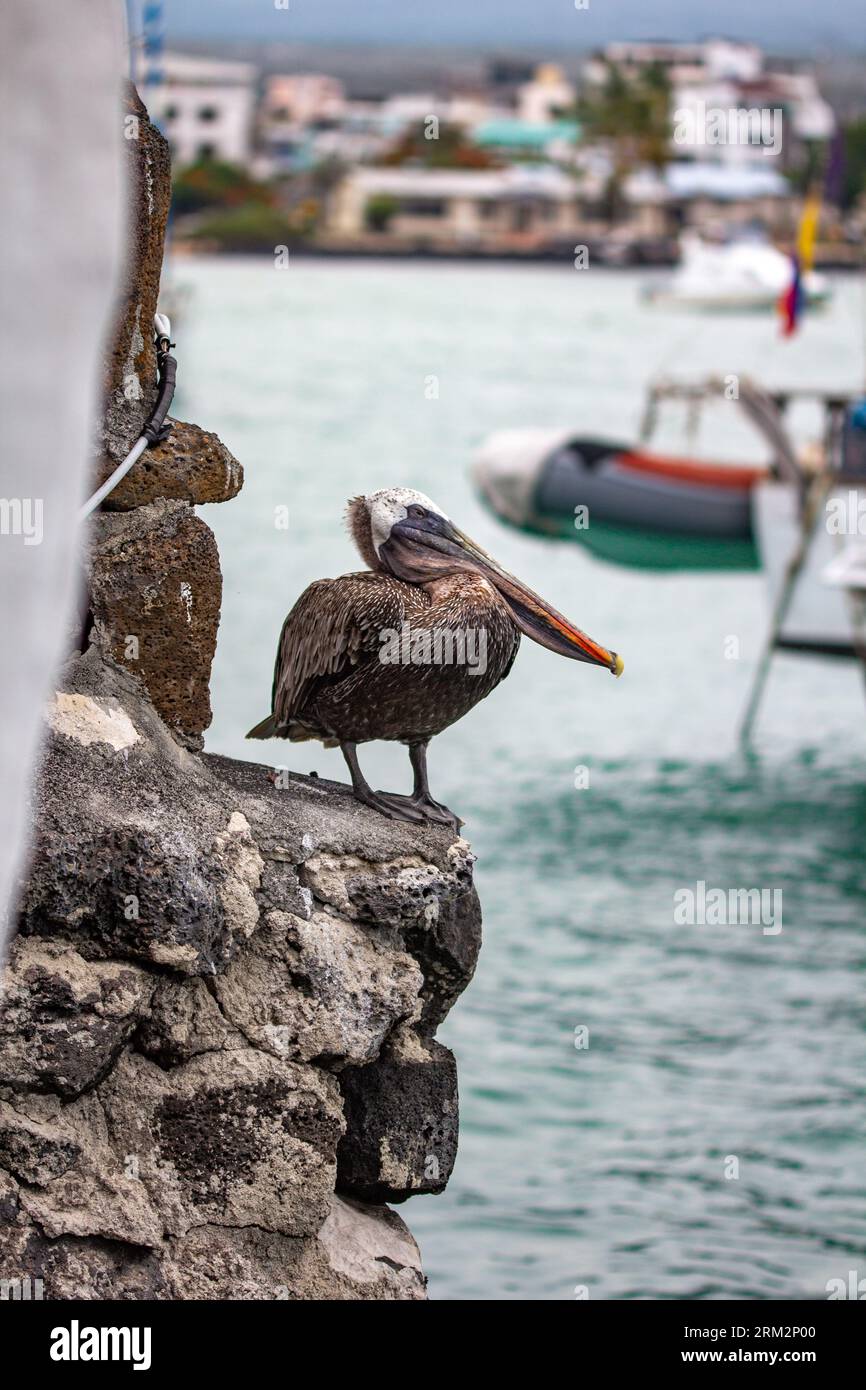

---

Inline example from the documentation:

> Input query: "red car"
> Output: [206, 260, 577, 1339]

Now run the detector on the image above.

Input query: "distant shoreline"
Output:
[172, 240, 864, 272]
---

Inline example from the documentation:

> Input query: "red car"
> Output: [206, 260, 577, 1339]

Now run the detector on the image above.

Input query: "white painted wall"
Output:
[147, 53, 256, 167]
[0, 1, 124, 958]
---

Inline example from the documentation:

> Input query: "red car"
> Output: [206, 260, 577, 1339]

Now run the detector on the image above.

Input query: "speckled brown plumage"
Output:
[266, 568, 519, 747]
[247, 486, 620, 825]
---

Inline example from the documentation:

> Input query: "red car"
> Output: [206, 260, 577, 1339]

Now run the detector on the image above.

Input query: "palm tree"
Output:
[578, 61, 671, 223]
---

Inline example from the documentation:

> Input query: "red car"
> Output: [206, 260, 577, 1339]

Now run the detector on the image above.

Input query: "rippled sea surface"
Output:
[179, 257, 866, 1300]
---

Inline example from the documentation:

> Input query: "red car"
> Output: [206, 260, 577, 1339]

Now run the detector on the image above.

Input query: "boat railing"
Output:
[640, 375, 861, 495]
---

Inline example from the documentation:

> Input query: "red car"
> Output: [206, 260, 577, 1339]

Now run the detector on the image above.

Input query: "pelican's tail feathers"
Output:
[246, 714, 280, 740]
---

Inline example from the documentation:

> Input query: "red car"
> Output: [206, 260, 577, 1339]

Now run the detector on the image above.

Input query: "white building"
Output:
[517, 64, 576, 124]
[262, 73, 345, 126]
[780, 73, 836, 142]
[255, 73, 347, 177]
[330, 165, 580, 245]
[671, 79, 775, 165]
[586, 38, 762, 87]
[145, 53, 256, 167]
[584, 39, 833, 170]
[671, 71, 834, 166]
[378, 93, 441, 130]
[701, 39, 763, 82]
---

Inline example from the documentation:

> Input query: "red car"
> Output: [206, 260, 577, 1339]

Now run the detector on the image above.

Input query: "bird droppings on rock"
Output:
[46, 692, 141, 752]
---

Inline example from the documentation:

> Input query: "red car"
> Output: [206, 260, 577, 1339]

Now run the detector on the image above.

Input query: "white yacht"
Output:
[644, 232, 831, 312]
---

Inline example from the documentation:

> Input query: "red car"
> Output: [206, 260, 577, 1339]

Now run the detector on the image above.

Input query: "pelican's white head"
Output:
[366, 488, 449, 557]
[345, 488, 448, 571]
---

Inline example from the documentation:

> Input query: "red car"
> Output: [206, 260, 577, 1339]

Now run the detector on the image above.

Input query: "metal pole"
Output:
[739, 478, 828, 746]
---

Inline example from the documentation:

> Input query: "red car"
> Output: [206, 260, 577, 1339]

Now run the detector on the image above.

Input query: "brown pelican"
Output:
[247, 488, 622, 827]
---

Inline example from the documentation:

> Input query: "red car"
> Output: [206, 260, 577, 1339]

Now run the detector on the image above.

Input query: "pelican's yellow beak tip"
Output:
[612, 653, 624, 678]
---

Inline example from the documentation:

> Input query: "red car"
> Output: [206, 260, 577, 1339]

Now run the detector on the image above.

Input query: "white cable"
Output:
[78, 435, 148, 522]
[78, 313, 173, 523]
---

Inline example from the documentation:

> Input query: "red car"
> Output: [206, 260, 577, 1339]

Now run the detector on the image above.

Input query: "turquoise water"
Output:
[179, 258, 866, 1300]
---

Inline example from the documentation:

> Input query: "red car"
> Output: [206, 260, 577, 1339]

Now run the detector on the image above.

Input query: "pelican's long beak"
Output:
[447, 524, 623, 676]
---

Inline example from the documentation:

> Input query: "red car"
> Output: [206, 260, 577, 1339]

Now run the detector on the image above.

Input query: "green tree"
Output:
[364, 194, 398, 233]
[841, 118, 866, 211]
[577, 61, 671, 223]
[186, 204, 293, 252]
[172, 158, 275, 216]
[381, 122, 499, 170]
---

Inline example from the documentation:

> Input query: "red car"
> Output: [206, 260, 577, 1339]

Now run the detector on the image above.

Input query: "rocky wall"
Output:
[0, 87, 480, 1302]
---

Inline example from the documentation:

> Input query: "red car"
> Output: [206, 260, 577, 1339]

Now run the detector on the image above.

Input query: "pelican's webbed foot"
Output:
[405, 741, 464, 831]
[340, 741, 463, 829]
[340, 741, 425, 823]
[356, 786, 427, 823]
[389, 795, 467, 822]
[421, 796, 463, 831]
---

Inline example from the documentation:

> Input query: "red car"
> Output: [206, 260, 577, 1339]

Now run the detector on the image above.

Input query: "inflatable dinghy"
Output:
[473, 428, 765, 570]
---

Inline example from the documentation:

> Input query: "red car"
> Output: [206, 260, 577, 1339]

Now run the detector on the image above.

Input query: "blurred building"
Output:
[156, 39, 840, 255]
[379, 92, 441, 127]
[516, 64, 576, 124]
[146, 52, 256, 166]
[329, 165, 581, 247]
[584, 38, 763, 86]
[472, 118, 580, 160]
[584, 38, 834, 171]
[623, 161, 792, 236]
[672, 74, 833, 169]
[263, 73, 345, 126]
[256, 73, 347, 174]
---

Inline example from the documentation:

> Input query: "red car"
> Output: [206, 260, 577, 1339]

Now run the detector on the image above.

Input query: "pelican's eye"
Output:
[407, 504, 428, 520]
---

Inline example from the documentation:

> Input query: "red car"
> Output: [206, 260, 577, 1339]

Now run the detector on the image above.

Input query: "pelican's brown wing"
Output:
[256, 572, 416, 739]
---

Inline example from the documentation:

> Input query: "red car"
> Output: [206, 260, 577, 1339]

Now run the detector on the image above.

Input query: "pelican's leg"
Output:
[404, 742, 463, 831]
[340, 741, 424, 823]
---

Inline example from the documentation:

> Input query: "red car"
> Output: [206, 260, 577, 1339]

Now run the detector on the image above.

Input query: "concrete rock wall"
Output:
[85, 89, 241, 749]
[0, 654, 480, 1299]
[0, 87, 480, 1301]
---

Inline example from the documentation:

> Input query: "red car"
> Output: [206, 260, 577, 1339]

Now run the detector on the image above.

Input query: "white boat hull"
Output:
[645, 233, 832, 314]
[645, 286, 830, 313]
